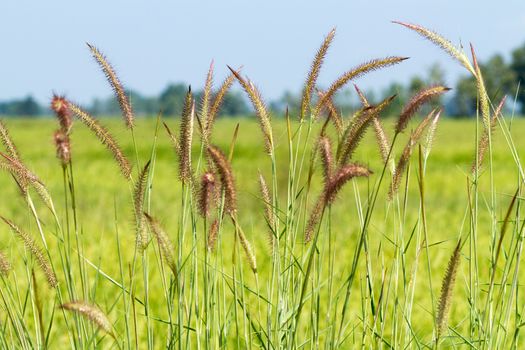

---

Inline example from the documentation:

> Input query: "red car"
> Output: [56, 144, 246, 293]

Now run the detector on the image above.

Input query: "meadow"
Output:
[0, 22, 524, 350]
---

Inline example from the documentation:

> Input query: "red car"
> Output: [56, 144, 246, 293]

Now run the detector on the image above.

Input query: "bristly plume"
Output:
[61, 301, 114, 337]
[163, 122, 181, 157]
[87, 43, 134, 129]
[424, 109, 442, 158]
[144, 213, 177, 277]
[300, 28, 336, 121]
[1, 217, 57, 288]
[232, 216, 257, 273]
[51, 95, 73, 133]
[208, 145, 237, 214]
[324, 163, 372, 204]
[201, 61, 214, 144]
[316, 89, 343, 134]
[54, 130, 71, 166]
[470, 44, 490, 128]
[0, 120, 20, 160]
[179, 87, 194, 184]
[318, 136, 334, 185]
[198, 171, 216, 218]
[395, 85, 449, 134]
[393, 21, 475, 76]
[314, 56, 407, 117]
[208, 71, 236, 135]
[0, 251, 11, 276]
[305, 164, 371, 243]
[354, 85, 390, 164]
[258, 172, 275, 249]
[472, 96, 506, 173]
[207, 219, 219, 251]
[389, 109, 438, 199]
[337, 95, 396, 166]
[68, 102, 132, 179]
[227, 66, 273, 154]
[134, 161, 151, 251]
[436, 240, 461, 338]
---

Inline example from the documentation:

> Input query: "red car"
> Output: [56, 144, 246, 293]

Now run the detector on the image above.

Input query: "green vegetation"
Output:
[0, 22, 524, 349]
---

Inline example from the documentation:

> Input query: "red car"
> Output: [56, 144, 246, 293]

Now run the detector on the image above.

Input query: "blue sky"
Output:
[2, 1, 525, 104]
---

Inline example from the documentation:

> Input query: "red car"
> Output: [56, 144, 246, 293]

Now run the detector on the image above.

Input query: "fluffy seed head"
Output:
[301, 28, 336, 120]
[87, 43, 134, 129]
[68, 102, 132, 179]
[393, 21, 475, 76]
[396, 86, 449, 134]
[54, 130, 71, 166]
[208, 145, 237, 214]
[51, 95, 72, 133]
[144, 213, 177, 277]
[258, 173, 275, 249]
[208, 72, 236, 134]
[1, 217, 57, 288]
[436, 240, 461, 337]
[61, 301, 114, 337]
[0, 251, 11, 277]
[314, 56, 407, 116]
[318, 136, 334, 185]
[198, 171, 216, 218]
[0, 120, 20, 160]
[179, 87, 194, 184]
[134, 161, 151, 251]
[207, 219, 219, 251]
[228, 66, 273, 155]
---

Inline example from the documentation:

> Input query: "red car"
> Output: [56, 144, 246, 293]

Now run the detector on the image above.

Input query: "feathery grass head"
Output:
[134, 161, 151, 251]
[324, 163, 372, 204]
[436, 240, 462, 338]
[396, 86, 449, 134]
[1, 217, 57, 288]
[258, 172, 275, 249]
[144, 213, 177, 277]
[318, 136, 334, 185]
[389, 109, 439, 199]
[470, 44, 491, 128]
[0, 119, 20, 160]
[337, 94, 396, 166]
[61, 301, 114, 337]
[316, 89, 343, 133]
[53, 130, 71, 166]
[208, 71, 236, 135]
[207, 219, 219, 251]
[228, 66, 273, 155]
[393, 21, 475, 76]
[198, 171, 216, 218]
[314, 56, 407, 117]
[87, 43, 134, 129]
[0, 251, 11, 277]
[305, 163, 371, 243]
[471, 96, 506, 174]
[301, 28, 336, 121]
[179, 87, 194, 184]
[207, 145, 237, 215]
[51, 95, 73, 133]
[68, 102, 132, 179]
[200, 61, 214, 143]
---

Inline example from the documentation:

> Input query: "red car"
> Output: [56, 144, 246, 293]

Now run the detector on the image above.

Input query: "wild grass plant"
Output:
[0, 22, 522, 349]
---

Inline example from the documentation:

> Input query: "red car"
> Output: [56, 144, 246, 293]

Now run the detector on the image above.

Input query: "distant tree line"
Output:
[3, 41, 525, 117]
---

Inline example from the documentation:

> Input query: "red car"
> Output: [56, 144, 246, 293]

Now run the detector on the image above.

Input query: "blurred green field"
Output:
[0, 115, 524, 347]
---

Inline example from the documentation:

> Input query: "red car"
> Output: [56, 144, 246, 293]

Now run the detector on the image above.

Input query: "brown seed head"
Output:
[208, 145, 237, 215]
[51, 95, 72, 133]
